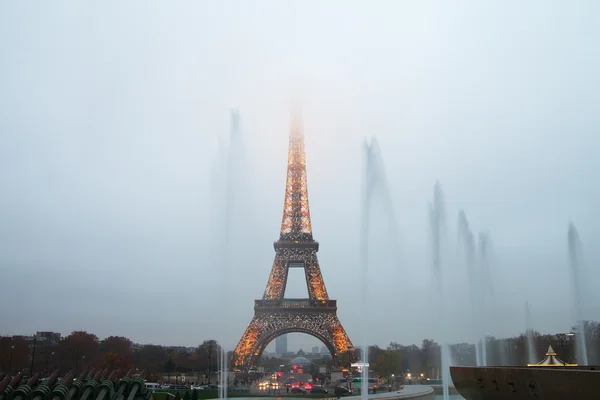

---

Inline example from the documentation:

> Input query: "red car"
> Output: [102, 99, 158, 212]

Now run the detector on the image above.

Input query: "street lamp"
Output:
[208, 344, 213, 384]
[346, 346, 353, 391]
[167, 349, 173, 384]
[346, 346, 352, 369]
[76, 351, 86, 375]
[8, 345, 14, 373]
[75, 350, 79, 373]
[30, 336, 37, 375]
[46, 351, 55, 376]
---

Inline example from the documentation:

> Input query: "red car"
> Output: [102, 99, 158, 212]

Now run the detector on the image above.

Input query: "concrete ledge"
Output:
[335, 386, 435, 400]
[230, 387, 435, 400]
[372, 387, 434, 400]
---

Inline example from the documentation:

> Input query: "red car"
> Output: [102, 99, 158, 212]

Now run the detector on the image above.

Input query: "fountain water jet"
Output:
[211, 110, 245, 398]
[478, 232, 508, 366]
[361, 138, 399, 400]
[525, 301, 537, 365]
[457, 213, 500, 366]
[568, 222, 588, 365]
[429, 182, 450, 400]
[477, 232, 495, 366]
[457, 211, 484, 366]
[360, 141, 370, 400]
[218, 347, 228, 399]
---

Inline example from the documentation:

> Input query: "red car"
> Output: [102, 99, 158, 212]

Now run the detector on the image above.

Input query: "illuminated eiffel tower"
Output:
[232, 112, 355, 368]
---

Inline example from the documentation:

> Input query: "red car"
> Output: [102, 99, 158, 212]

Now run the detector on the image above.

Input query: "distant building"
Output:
[169, 346, 196, 354]
[290, 356, 311, 366]
[320, 346, 328, 354]
[276, 335, 287, 355]
[312, 346, 319, 354]
[35, 332, 61, 345]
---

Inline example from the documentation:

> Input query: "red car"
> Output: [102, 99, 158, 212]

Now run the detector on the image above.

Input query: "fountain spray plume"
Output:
[220, 110, 245, 398]
[218, 346, 228, 399]
[360, 137, 399, 400]
[568, 222, 588, 365]
[457, 211, 484, 366]
[476, 231, 496, 366]
[429, 182, 450, 400]
[363, 138, 398, 227]
[525, 301, 537, 364]
[360, 139, 373, 400]
[362, 138, 400, 255]
[212, 109, 244, 398]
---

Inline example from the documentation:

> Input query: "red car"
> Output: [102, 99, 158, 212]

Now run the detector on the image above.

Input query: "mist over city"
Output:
[1, 1, 599, 362]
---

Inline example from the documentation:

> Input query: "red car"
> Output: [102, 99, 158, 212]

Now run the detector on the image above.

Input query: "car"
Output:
[144, 383, 160, 392]
[290, 387, 307, 394]
[334, 386, 353, 396]
[310, 386, 328, 394]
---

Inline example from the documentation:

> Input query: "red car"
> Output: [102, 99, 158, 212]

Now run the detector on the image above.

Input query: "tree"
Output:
[0, 337, 29, 373]
[57, 331, 100, 373]
[373, 350, 402, 377]
[35, 342, 59, 376]
[337, 349, 357, 368]
[420, 339, 440, 375]
[172, 350, 196, 371]
[196, 340, 219, 378]
[388, 342, 403, 352]
[138, 345, 167, 373]
[400, 344, 421, 374]
[93, 351, 135, 370]
[369, 345, 385, 365]
[100, 337, 133, 357]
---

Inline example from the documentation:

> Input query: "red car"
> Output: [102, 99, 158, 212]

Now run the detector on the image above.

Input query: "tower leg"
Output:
[232, 311, 353, 369]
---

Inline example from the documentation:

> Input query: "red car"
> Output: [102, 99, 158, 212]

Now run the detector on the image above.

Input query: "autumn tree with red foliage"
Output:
[96, 336, 134, 369]
[57, 331, 100, 373]
[93, 352, 135, 370]
[136, 345, 167, 374]
[101, 336, 133, 358]
[0, 337, 29, 373]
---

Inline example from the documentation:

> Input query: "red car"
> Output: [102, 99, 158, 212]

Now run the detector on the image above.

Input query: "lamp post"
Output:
[46, 351, 55, 376]
[75, 350, 79, 373]
[346, 346, 352, 391]
[347, 346, 353, 369]
[30, 336, 37, 375]
[167, 349, 172, 384]
[8, 345, 14, 373]
[208, 344, 212, 384]
[75, 351, 86, 374]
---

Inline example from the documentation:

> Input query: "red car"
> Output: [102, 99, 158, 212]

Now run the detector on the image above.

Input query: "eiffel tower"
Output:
[232, 112, 355, 368]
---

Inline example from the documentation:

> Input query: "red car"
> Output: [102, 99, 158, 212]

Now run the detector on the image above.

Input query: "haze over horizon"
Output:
[1, 1, 599, 354]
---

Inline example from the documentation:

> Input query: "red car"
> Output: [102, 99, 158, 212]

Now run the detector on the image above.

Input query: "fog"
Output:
[1, 1, 599, 353]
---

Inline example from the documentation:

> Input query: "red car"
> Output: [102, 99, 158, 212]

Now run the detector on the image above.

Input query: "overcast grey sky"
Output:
[1, 1, 599, 353]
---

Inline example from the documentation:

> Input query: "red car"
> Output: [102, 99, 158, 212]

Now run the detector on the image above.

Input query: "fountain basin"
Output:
[451, 366, 600, 400]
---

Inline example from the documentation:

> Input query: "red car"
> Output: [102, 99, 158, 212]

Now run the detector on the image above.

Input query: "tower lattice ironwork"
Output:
[232, 113, 355, 368]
